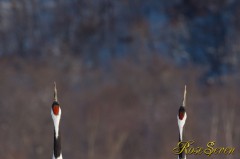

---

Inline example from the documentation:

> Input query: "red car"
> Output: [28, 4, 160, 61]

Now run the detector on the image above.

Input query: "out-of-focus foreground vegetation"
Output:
[1, 0, 240, 159]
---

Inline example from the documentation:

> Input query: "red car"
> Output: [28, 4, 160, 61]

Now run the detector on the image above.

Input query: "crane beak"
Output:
[54, 81, 58, 102]
[182, 85, 187, 107]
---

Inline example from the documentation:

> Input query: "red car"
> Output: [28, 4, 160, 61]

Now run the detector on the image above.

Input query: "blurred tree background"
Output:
[0, 0, 240, 159]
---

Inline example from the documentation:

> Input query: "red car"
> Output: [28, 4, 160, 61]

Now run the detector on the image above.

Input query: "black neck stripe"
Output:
[54, 129, 62, 158]
[178, 133, 185, 159]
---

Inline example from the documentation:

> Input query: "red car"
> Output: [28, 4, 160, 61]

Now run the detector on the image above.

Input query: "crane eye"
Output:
[52, 104, 60, 115]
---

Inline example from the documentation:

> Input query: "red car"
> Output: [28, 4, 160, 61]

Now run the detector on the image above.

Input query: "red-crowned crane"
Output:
[51, 82, 63, 159]
[177, 85, 187, 159]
